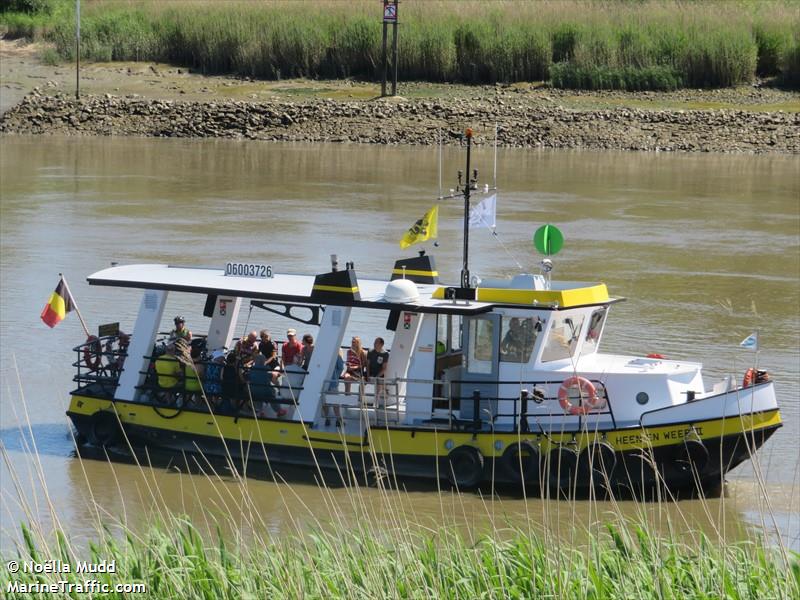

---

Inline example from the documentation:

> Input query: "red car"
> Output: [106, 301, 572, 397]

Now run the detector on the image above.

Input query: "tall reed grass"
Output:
[4, 516, 798, 599]
[4, 0, 799, 90]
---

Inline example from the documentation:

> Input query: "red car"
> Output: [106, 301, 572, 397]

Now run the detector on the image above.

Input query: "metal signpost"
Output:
[381, 0, 398, 97]
[75, 0, 80, 99]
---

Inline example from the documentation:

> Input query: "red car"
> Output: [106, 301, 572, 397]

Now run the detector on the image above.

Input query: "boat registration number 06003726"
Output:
[224, 263, 273, 278]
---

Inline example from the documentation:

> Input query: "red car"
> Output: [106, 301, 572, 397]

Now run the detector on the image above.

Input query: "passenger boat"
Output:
[66, 132, 781, 495]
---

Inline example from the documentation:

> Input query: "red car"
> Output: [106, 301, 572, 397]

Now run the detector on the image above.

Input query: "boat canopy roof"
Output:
[88, 264, 617, 313]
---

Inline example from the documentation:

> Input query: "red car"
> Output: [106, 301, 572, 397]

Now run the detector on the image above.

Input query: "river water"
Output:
[1, 136, 797, 552]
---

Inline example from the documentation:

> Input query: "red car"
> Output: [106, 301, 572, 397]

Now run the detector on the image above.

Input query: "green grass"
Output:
[3, 514, 798, 599]
[3, 1, 800, 90]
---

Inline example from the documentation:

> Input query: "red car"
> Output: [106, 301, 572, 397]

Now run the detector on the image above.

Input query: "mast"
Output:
[461, 128, 473, 289]
[438, 127, 490, 290]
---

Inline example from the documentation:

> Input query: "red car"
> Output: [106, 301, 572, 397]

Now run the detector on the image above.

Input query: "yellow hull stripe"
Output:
[431, 283, 610, 307]
[391, 269, 439, 277]
[312, 284, 359, 293]
[69, 395, 780, 458]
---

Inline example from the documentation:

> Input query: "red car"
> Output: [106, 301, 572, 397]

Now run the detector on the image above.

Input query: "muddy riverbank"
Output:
[3, 89, 799, 153]
[1, 41, 799, 153]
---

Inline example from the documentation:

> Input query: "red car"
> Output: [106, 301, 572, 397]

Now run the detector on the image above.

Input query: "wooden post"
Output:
[75, 0, 80, 100]
[381, 19, 388, 97]
[382, 0, 398, 98]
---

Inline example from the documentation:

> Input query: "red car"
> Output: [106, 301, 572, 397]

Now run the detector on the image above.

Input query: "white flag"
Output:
[740, 332, 758, 351]
[469, 194, 496, 229]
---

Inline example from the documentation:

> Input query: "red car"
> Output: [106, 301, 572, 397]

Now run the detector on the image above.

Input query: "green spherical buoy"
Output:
[533, 224, 564, 256]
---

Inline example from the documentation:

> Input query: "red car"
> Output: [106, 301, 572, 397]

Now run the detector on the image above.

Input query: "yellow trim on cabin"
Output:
[431, 283, 609, 307]
[391, 269, 439, 277]
[312, 284, 360, 294]
[68, 395, 779, 458]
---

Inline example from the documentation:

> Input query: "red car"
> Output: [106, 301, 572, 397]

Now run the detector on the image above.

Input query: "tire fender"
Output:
[89, 411, 120, 447]
[501, 441, 540, 484]
[446, 446, 484, 489]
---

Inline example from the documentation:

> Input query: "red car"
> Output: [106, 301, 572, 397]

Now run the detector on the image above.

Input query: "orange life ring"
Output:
[558, 376, 598, 416]
[83, 335, 103, 371]
[742, 368, 755, 388]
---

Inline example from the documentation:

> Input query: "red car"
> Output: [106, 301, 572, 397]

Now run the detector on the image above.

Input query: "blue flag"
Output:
[740, 332, 758, 351]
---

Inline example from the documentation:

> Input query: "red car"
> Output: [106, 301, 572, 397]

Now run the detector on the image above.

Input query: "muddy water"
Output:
[0, 136, 797, 552]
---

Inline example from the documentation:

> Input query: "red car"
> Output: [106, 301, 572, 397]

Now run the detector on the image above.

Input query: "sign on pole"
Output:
[383, 1, 397, 23]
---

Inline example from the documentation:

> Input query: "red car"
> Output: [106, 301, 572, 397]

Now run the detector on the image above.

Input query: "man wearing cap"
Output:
[169, 316, 193, 342]
[282, 328, 303, 368]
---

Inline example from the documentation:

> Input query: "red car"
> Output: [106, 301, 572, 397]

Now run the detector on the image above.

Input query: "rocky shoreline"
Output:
[2, 89, 799, 153]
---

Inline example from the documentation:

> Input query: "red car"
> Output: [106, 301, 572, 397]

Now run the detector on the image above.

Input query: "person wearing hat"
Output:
[281, 328, 303, 368]
[169, 316, 193, 343]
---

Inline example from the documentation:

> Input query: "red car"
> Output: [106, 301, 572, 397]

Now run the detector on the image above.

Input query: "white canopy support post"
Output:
[114, 289, 167, 401]
[386, 310, 424, 407]
[297, 305, 351, 422]
[206, 296, 242, 352]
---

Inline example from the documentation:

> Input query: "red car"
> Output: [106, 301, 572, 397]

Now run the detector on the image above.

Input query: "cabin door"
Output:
[459, 314, 500, 422]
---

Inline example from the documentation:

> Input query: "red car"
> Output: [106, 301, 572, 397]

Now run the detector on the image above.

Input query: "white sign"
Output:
[224, 263, 273, 278]
[383, 2, 397, 22]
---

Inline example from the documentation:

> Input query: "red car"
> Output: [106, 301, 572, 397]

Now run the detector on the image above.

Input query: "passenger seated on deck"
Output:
[154, 343, 183, 405]
[301, 333, 315, 370]
[222, 351, 243, 413]
[367, 337, 389, 406]
[342, 336, 367, 395]
[250, 354, 287, 418]
[259, 329, 281, 384]
[169, 316, 193, 343]
[281, 328, 303, 368]
[175, 338, 202, 406]
[203, 350, 225, 409]
[235, 331, 260, 369]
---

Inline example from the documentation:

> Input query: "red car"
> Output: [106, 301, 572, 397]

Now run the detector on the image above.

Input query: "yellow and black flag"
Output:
[40, 277, 74, 328]
[400, 205, 438, 250]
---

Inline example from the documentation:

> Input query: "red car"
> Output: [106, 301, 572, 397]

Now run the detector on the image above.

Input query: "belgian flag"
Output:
[40, 278, 74, 328]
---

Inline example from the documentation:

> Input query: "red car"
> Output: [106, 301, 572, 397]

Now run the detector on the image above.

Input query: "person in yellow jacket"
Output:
[174, 337, 202, 406]
[155, 343, 183, 405]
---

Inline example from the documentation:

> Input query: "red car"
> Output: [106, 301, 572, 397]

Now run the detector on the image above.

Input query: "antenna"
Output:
[460, 128, 474, 288]
[437, 129, 443, 198]
[493, 123, 498, 190]
[436, 127, 500, 289]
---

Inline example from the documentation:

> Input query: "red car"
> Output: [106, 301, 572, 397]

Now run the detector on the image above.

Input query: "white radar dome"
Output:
[384, 278, 420, 303]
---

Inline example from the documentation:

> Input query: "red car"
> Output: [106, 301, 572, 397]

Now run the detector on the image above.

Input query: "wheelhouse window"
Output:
[541, 313, 585, 362]
[500, 317, 540, 363]
[450, 315, 462, 352]
[582, 307, 607, 354]
[467, 317, 494, 374]
[436, 315, 462, 354]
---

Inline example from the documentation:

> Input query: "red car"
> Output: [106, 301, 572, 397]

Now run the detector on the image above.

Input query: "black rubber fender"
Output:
[676, 438, 709, 474]
[547, 446, 580, 488]
[618, 450, 658, 494]
[580, 441, 617, 480]
[501, 441, 540, 484]
[89, 411, 120, 448]
[446, 446, 484, 489]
